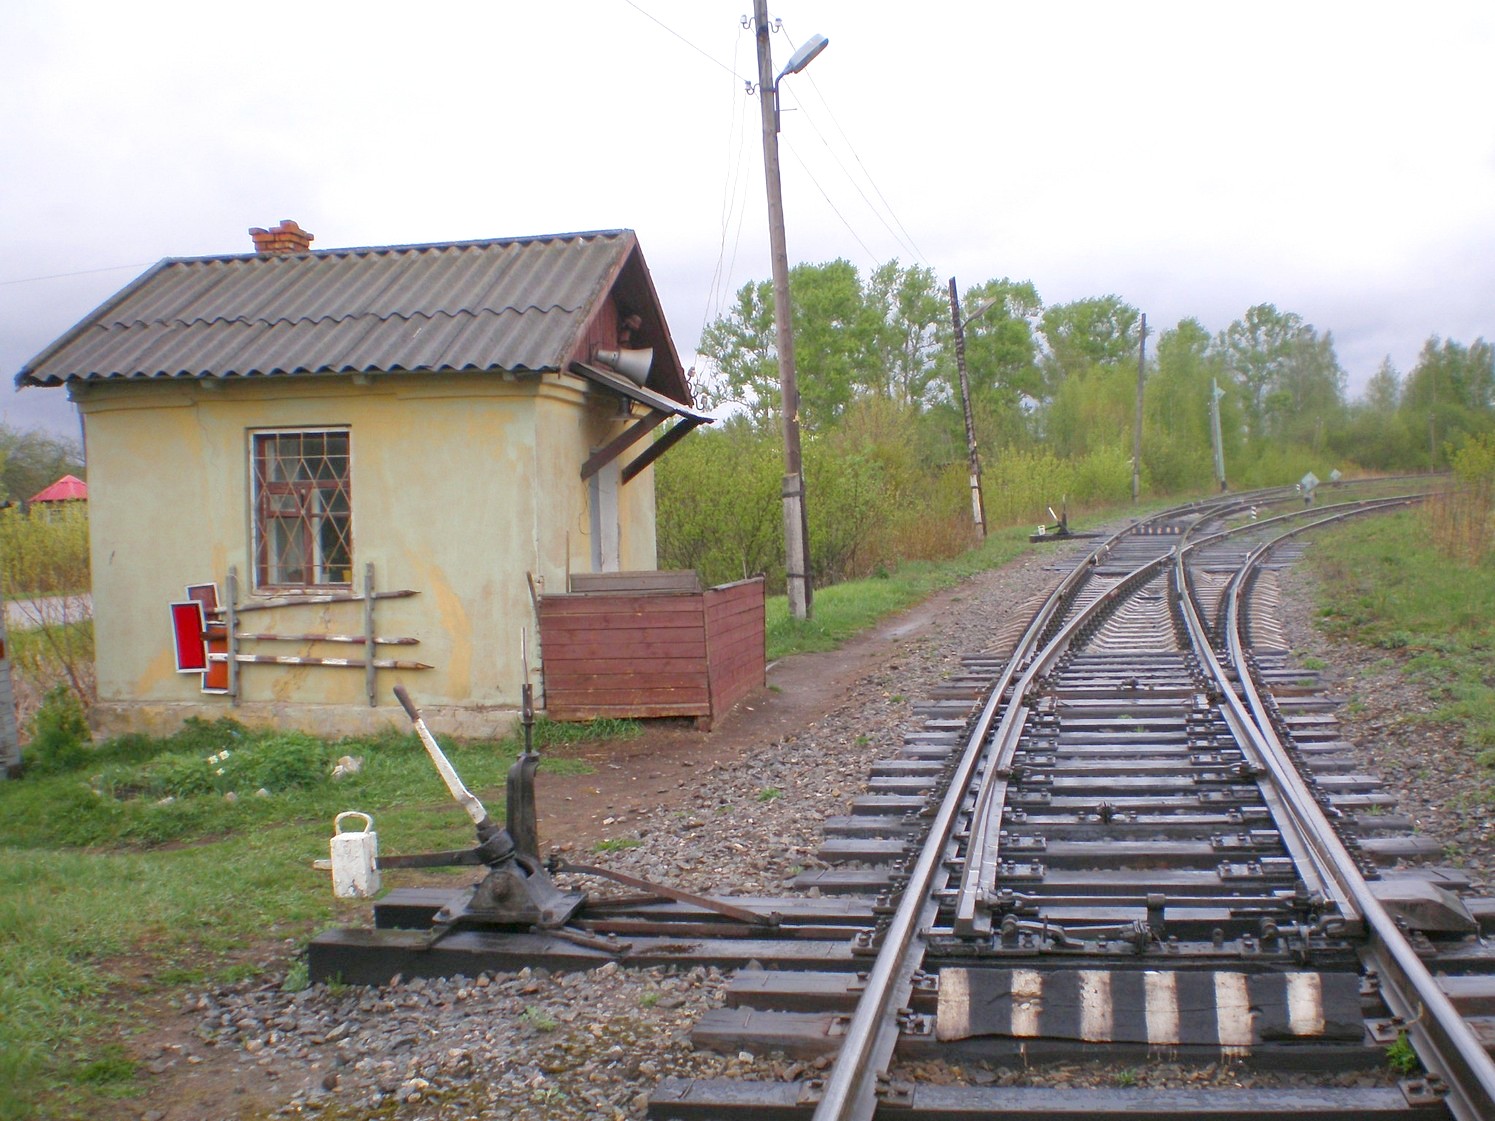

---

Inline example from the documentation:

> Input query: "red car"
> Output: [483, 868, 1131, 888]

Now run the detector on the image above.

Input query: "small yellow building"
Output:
[16, 222, 710, 737]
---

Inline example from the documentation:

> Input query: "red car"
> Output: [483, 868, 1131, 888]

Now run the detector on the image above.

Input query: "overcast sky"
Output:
[4, 0, 1492, 442]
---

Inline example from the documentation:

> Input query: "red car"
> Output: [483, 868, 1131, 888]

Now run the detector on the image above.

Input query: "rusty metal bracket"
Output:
[1400, 1075, 1448, 1106]
[549, 925, 633, 955]
[550, 858, 781, 928]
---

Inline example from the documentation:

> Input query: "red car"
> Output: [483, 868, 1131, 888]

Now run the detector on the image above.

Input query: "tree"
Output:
[1402, 337, 1494, 415]
[655, 418, 782, 586]
[1332, 357, 1416, 471]
[863, 261, 948, 408]
[1039, 295, 1140, 385]
[1400, 336, 1495, 468]
[696, 280, 778, 428]
[958, 277, 1044, 410]
[0, 425, 84, 508]
[1214, 304, 1344, 444]
[1042, 364, 1136, 460]
[787, 258, 868, 430]
[697, 261, 872, 432]
[0, 503, 94, 703]
[1031, 296, 1141, 460]
[1143, 318, 1238, 492]
[1215, 304, 1295, 427]
[1363, 357, 1402, 414]
[1267, 329, 1343, 446]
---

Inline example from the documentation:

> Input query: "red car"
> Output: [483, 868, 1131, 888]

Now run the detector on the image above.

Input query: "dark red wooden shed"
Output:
[538, 572, 765, 729]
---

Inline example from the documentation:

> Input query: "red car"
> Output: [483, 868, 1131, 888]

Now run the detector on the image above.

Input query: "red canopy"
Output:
[29, 474, 87, 503]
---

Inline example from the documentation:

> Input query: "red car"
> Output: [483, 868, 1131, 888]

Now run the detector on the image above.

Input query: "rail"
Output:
[1219, 500, 1495, 1121]
[812, 485, 1463, 1121]
[811, 491, 1263, 1121]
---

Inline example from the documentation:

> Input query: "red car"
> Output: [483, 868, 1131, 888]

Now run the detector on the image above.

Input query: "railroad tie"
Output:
[934, 967, 1364, 1049]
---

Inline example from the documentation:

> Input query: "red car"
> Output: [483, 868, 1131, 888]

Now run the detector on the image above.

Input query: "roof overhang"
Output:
[569, 361, 714, 484]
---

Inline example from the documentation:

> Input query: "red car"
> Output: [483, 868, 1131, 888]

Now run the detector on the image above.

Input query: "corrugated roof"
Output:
[29, 475, 87, 503]
[17, 230, 680, 391]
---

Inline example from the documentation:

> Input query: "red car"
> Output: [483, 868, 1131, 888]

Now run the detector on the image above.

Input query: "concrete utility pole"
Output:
[947, 277, 987, 538]
[1131, 312, 1147, 504]
[753, 0, 821, 620]
[1210, 378, 1227, 491]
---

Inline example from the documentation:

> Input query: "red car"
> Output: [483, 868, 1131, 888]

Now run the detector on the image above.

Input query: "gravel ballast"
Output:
[146, 536, 1485, 1121]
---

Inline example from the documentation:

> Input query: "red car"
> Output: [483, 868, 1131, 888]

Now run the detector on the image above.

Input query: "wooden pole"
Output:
[755, 0, 812, 620]
[211, 654, 433, 670]
[363, 563, 377, 707]
[230, 588, 416, 614]
[226, 567, 240, 703]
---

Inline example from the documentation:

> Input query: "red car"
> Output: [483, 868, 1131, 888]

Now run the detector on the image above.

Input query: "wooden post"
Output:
[364, 563, 377, 707]
[1131, 312, 1147, 505]
[755, 0, 812, 620]
[226, 567, 240, 703]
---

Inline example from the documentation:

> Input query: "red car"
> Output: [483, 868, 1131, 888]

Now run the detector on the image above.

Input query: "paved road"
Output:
[5, 594, 92, 631]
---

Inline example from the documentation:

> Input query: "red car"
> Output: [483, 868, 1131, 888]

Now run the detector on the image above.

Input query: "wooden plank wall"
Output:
[539, 577, 765, 727]
[540, 591, 711, 720]
[703, 577, 766, 721]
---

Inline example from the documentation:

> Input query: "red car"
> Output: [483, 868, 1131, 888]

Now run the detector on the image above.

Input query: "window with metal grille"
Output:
[251, 429, 352, 589]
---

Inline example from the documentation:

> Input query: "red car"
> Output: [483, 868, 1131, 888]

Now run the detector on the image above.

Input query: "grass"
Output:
[761, 494, 1168, 660]
[521, 1006, 559, 1032]
[765, 523, 1041, 659]
[593, 836, 642, 852]
[1386, 1031, 1421, 1075]
[1309, 507, 1495, 776]
[0, 490, 1168, 1118]
[0, 716, 615, 1120]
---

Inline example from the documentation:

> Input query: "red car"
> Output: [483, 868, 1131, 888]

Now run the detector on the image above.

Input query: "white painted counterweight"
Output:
[330, 811, 381, 898]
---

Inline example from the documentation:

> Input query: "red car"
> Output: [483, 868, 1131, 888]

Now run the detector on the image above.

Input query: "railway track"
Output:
[313, 483, 1495, 1121]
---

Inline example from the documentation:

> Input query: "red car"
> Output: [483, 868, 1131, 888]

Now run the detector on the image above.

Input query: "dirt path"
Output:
[533, 585, 962, 852]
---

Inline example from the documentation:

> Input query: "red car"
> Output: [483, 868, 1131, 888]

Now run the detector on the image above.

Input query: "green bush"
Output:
[0, 504, 94, 712]
[242, 733, 328, 792]
[23, 686, 91, 775]
[151, 754, 221, 798]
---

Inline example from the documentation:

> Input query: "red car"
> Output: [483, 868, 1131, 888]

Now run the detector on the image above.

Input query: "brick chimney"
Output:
[249, 219, 314, 255]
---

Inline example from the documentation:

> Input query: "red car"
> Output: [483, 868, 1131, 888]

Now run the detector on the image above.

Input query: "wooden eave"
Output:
[569, 361, 712, 484]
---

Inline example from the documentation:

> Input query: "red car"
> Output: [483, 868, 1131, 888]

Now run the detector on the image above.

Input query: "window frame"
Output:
[249, 427, 354, 593]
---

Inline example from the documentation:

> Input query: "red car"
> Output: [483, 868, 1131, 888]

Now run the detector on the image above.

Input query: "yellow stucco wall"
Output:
[74, 370, 658, 736]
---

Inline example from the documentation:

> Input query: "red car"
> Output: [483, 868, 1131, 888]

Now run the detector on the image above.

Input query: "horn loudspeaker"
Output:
[594, 347, 653, 385]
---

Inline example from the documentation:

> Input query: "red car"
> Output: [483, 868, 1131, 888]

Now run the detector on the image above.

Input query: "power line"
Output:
[702, 33, 755, 341]
[776, 19, 930, 269]
[784, 87, 923, 266]
[1, 261, 152, 286]
[798, 70, 930, 267]
[621, 0, 743, 80]
[781, 137, 879, 263]
[618, 1, 757, 352]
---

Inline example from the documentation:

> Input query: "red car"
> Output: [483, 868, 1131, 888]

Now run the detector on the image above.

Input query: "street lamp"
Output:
[946, 279, 1006, 538]
[754, 2, 825, 621]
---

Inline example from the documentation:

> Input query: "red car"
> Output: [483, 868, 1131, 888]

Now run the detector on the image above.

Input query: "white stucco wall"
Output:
[74, 369, 659, 737]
